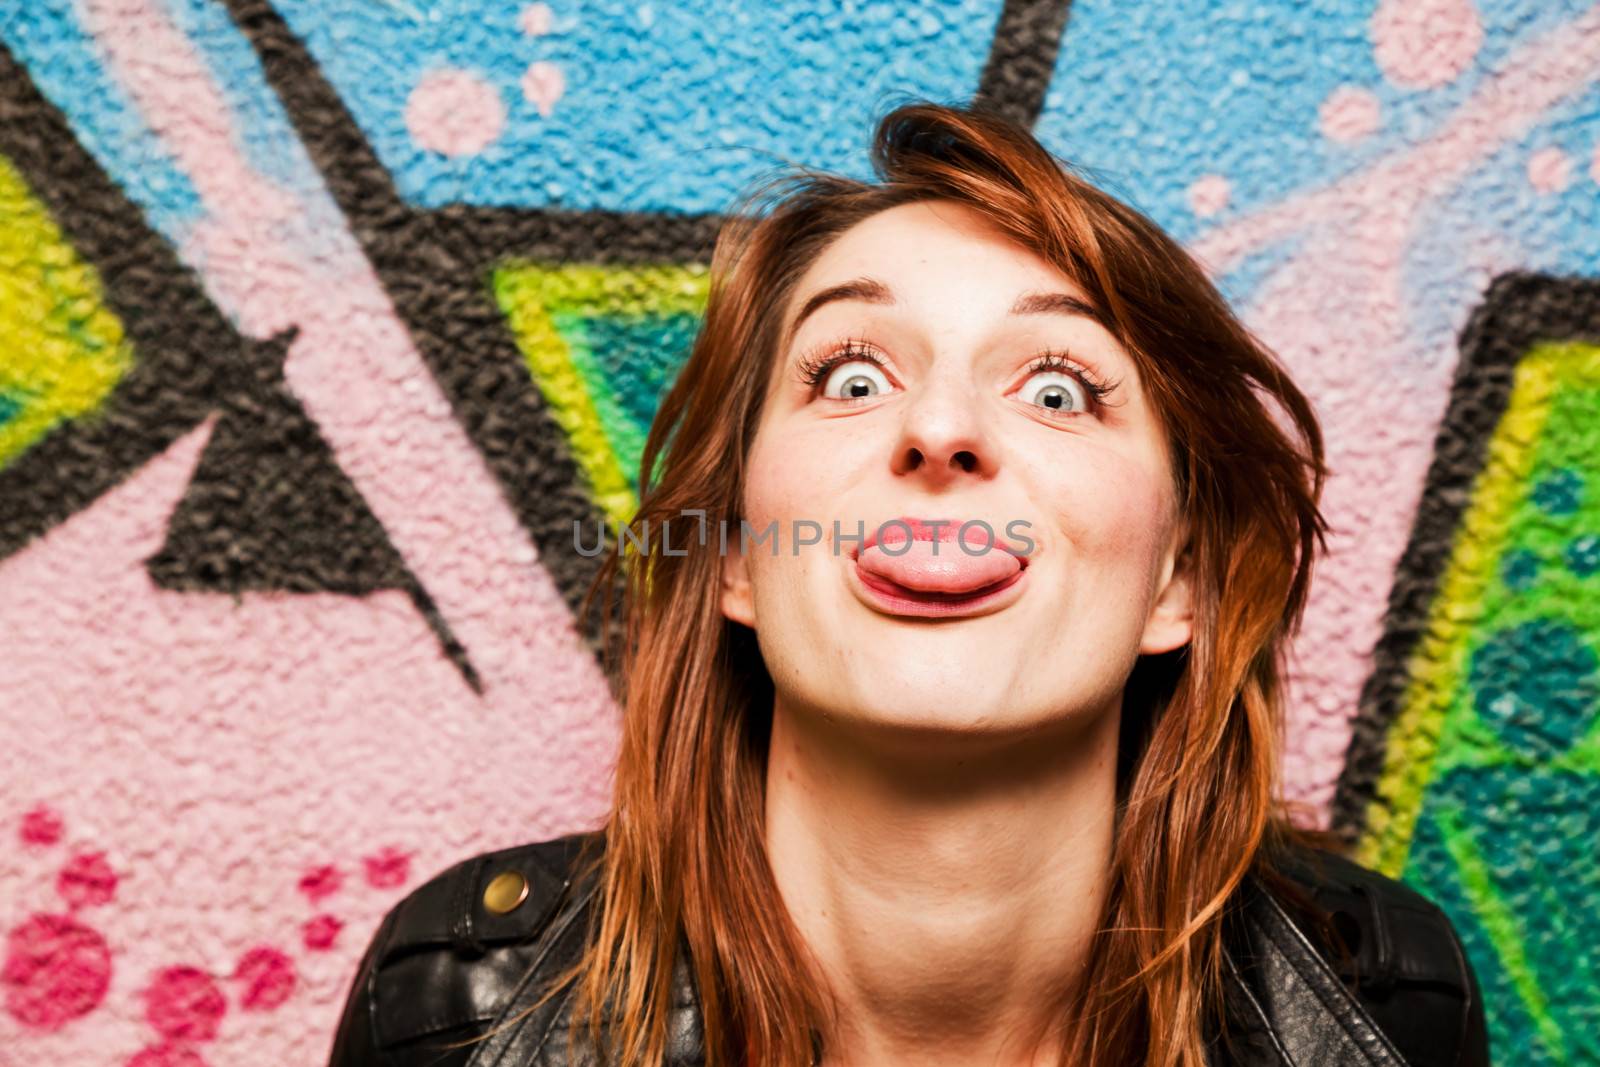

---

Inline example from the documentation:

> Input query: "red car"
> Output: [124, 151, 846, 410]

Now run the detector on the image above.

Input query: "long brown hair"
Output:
[486, 98, 1346, 1066]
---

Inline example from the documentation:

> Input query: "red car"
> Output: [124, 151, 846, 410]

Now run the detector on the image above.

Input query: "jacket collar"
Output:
[462, 854, 1408, 1066]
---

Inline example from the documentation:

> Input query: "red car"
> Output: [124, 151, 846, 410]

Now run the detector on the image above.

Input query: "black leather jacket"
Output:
[327, 833, 1490, 1066]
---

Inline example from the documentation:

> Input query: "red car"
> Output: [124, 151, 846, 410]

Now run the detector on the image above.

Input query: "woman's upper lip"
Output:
[851, 515, 1029, 565]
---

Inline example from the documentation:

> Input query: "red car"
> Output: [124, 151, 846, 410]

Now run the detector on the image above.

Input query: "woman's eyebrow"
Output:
[784, 276, 1112, 348]
[1007, 289, 1112, 331]
[785, 277, 895, 347]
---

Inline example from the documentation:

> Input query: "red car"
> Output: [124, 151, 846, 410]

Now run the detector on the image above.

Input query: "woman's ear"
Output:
[1139, 515, 1194, 655]
[721, 544, 756, 629]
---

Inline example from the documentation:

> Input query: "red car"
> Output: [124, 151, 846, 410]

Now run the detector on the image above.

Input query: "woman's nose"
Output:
[889, 370, 995, 485]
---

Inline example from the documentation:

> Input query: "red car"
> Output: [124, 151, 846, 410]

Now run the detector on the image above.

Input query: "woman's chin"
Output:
[835, 681, 1030, 735]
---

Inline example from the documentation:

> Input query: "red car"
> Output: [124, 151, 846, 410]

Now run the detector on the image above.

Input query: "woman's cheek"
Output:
[741, 438, 795, 531]
[747, 427, 847, 534]
[739, 449, 816, 605]
[1059, 456, 1171, 560]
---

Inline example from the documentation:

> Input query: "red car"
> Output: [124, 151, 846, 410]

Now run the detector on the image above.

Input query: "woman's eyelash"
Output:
[795, 339, 881, 389]
[1025, 350, 1122, 412]
[795, 342, 1122, 415]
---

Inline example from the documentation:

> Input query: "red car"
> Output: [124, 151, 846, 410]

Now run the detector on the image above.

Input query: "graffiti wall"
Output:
[2, 0, 1596, 1060]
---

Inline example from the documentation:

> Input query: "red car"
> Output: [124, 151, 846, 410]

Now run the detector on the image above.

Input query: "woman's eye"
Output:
[1018, 369, 1089, 415]
[821, 360, 894, 401]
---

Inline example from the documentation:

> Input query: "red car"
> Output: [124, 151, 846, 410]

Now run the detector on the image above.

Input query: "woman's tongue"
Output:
[856, 539, 1020, 596]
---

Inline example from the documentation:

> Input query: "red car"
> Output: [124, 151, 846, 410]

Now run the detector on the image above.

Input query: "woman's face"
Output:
[721, 199, 1192, 739]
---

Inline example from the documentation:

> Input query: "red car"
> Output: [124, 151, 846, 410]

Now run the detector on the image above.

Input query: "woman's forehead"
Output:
[781, 213, 1104, 351]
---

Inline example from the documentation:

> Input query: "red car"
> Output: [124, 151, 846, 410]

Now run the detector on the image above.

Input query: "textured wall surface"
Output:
[2, 0, 1597, 1061]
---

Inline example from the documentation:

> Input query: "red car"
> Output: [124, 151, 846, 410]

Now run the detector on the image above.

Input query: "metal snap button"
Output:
[483, 870, 530, 915]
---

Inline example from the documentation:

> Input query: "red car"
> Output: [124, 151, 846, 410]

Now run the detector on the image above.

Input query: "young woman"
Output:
[329, 101, 1490, 1067]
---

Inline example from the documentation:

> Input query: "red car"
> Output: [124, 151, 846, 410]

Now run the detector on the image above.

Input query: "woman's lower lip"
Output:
[850, 559, 1028, 618]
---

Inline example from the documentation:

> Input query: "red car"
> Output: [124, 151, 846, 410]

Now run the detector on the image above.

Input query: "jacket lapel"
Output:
[1213, 874, 1409, 1067]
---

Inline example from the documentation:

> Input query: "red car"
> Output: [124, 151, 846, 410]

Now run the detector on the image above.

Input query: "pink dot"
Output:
[232, 946, 295, 1011]
[303, 914, 343, 952]
[1319, 86, 1381, 144]
[297, 864, 341, 904]
[362, 847, 411, 890]
[521, 61, 566, 118]
[144, 966, 226, 1043]
[126, 1043, 208, 1067]
[405, 68, 505, 157]
[58, 851, 118, 910]
[20, 806, 64, 847]
[2, 913, 113, 1029]
[1371, 0, 1482, 90]
[1187, 174, 1230, 218]
[519, 2, 554, 35]
[1528, 147, 1571, 194]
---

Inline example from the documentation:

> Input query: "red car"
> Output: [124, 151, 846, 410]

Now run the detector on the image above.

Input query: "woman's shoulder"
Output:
[382, 831, 602, 949]
[1233, 840, 1491, 1067]
[327, 831, 604, 1066]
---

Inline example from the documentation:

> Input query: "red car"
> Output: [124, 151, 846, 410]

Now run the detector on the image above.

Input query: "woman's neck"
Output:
[764, 697, 1121, 1067]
